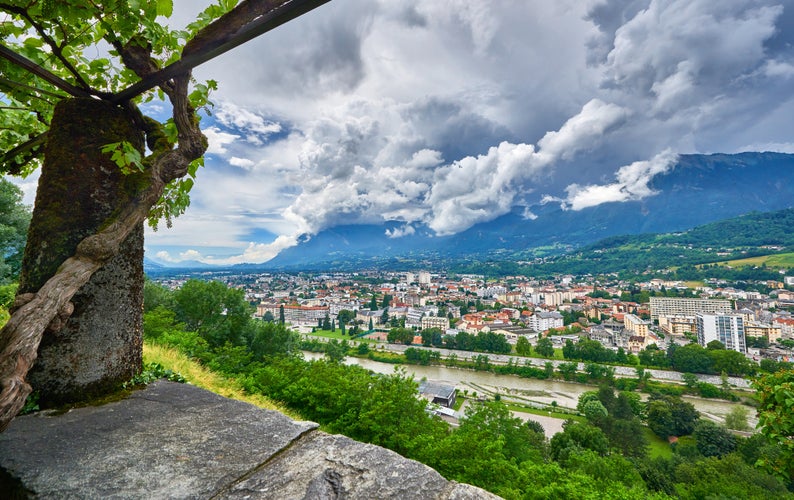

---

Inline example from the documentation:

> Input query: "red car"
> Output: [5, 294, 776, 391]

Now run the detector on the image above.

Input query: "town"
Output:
[153, 269, 794, 368]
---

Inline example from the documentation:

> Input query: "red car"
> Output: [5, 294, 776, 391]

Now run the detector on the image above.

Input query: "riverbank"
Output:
[302, 350, 758, 430]
[302, 334, 754, 389]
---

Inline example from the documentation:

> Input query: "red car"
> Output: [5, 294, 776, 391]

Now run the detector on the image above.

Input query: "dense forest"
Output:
[139, 279, 794, 499]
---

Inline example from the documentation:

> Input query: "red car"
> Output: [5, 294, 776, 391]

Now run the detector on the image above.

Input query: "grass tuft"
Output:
[142, 342, 301, 420]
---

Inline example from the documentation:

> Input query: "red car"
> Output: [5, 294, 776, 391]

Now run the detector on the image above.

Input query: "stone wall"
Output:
[0, 380, 498, 499]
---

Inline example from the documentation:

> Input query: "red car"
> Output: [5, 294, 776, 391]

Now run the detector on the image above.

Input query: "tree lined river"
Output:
[302, 351, 757, 430]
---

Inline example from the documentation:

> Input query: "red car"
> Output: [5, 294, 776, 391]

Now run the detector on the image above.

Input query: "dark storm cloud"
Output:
[149, 0, 794, 264]
[401, 97, 517, 161]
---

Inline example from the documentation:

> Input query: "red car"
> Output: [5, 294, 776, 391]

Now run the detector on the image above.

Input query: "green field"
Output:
[505, 402, 584, 422]
[644, 428, 673, 459]
[719, 252, 794, 269]
[308, 329, 370, 341]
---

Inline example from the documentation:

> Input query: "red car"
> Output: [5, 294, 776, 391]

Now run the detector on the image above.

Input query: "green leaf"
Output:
[22, 37, 44, 48]
[100, 141, 143, 174]
[156, 0, 173, 18]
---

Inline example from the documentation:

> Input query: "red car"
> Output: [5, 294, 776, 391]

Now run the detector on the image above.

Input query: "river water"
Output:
[302, 351, 757, 429]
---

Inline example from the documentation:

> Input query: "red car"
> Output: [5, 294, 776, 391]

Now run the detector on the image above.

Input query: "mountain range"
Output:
[260, 152, 794, 270]
[144, 151, 794, 273]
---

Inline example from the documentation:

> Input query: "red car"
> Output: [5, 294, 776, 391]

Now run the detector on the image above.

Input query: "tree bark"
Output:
[18, 98, 145, 407]
[0, 72, 205, 432]
[0, 0, 302, 432]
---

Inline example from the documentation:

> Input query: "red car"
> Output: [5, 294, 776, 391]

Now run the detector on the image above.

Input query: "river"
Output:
[302, 351, 757, 431]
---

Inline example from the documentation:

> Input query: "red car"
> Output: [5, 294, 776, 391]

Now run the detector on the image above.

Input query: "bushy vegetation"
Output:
[0, 179, 31, 285]
[143, 279, 794, 498]
[562, 336, 764, 378]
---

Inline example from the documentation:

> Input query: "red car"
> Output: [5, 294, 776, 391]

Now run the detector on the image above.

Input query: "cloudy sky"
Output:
[138, 0, 794, 265]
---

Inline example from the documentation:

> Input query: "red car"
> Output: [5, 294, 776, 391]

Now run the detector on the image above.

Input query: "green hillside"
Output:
[716, 253, 794, 269]
[552, 208, 794, 277]
[450, 208, 794, 279]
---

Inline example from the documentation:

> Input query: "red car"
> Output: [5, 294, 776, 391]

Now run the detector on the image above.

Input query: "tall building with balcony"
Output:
[658, 315, 697, 336]
[527, 311, 564, 333]
[696, 313, 746, 353]
[421, 315, 450, 331]
[624, 313, 650, 337]
[650, 297, 732, 321]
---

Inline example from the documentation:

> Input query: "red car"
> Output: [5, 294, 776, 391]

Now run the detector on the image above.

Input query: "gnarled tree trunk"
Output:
[18, 98, 145, 407]
[0, 0, 309, 434]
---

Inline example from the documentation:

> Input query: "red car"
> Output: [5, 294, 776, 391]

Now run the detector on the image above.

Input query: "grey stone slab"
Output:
[0, 380, 317, 499]
[220, 432, 500, 500]
[0, 380, 497, 499]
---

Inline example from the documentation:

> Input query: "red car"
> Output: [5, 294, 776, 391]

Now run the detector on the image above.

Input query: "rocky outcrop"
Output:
[0, 380, 498, 499]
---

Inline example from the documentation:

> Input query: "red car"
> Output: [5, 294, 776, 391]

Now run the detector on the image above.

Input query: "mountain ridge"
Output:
[144, 151, 794, 273]
[261, 152, 794, 270]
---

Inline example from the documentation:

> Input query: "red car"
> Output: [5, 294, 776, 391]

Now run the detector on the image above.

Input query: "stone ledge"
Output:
[0, 380, 497, 499]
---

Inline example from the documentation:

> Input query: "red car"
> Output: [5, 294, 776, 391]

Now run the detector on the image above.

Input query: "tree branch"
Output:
[0, 133, 47, 176]
[0, 2, 93, 92]
[0, 44, 93, 98]
[112, 0, 330, 103]
[0, 0, 321, 433]
[0, 76, 65, 100]
[0, 69, 206, 432]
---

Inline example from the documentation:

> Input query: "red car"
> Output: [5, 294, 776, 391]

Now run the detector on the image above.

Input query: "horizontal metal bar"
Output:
[111, 0, 331, 103]
[0, 44, 93, 98]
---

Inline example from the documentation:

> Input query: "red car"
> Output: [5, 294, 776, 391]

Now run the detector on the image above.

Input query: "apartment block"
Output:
[421, 315, 450, 331]
[624, 313, 650, 337]
[658, 315, 697, 336]
[773, 317, 794, 339]
[649, 297, 732, 321]
[257, 303, 329, 325]
[745, 322, 782, 343]
[696, 313, 746, 353]
[527, 311, 564, 333]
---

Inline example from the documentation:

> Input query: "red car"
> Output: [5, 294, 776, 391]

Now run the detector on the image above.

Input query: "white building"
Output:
[696, 313, 746, 353]
[649, 297, 732, 321]
[773, 317, 794, 339]
[527, 311, 564, 333]
[541, 291, 564, 307]
[421, 315, 450, 331]
[477, 285, 507, 298]
[257, 303, 329, 326]
[328, 301, 360, 316]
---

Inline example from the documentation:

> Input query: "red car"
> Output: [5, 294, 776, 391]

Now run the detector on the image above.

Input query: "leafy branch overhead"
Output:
[0, 0, 331, 432]
[0, 0, 325, 226]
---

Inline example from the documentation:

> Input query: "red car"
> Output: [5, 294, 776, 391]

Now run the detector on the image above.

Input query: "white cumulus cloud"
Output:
[229, 157, 255, 169]
[203, 126, 238, 155]
[563, 150, 679, 210]
[141, 0, 794, 263]
[385, 224, 416, 238]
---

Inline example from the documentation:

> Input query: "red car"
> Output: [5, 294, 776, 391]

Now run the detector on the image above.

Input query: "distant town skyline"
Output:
[18, 1, 793, 266]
